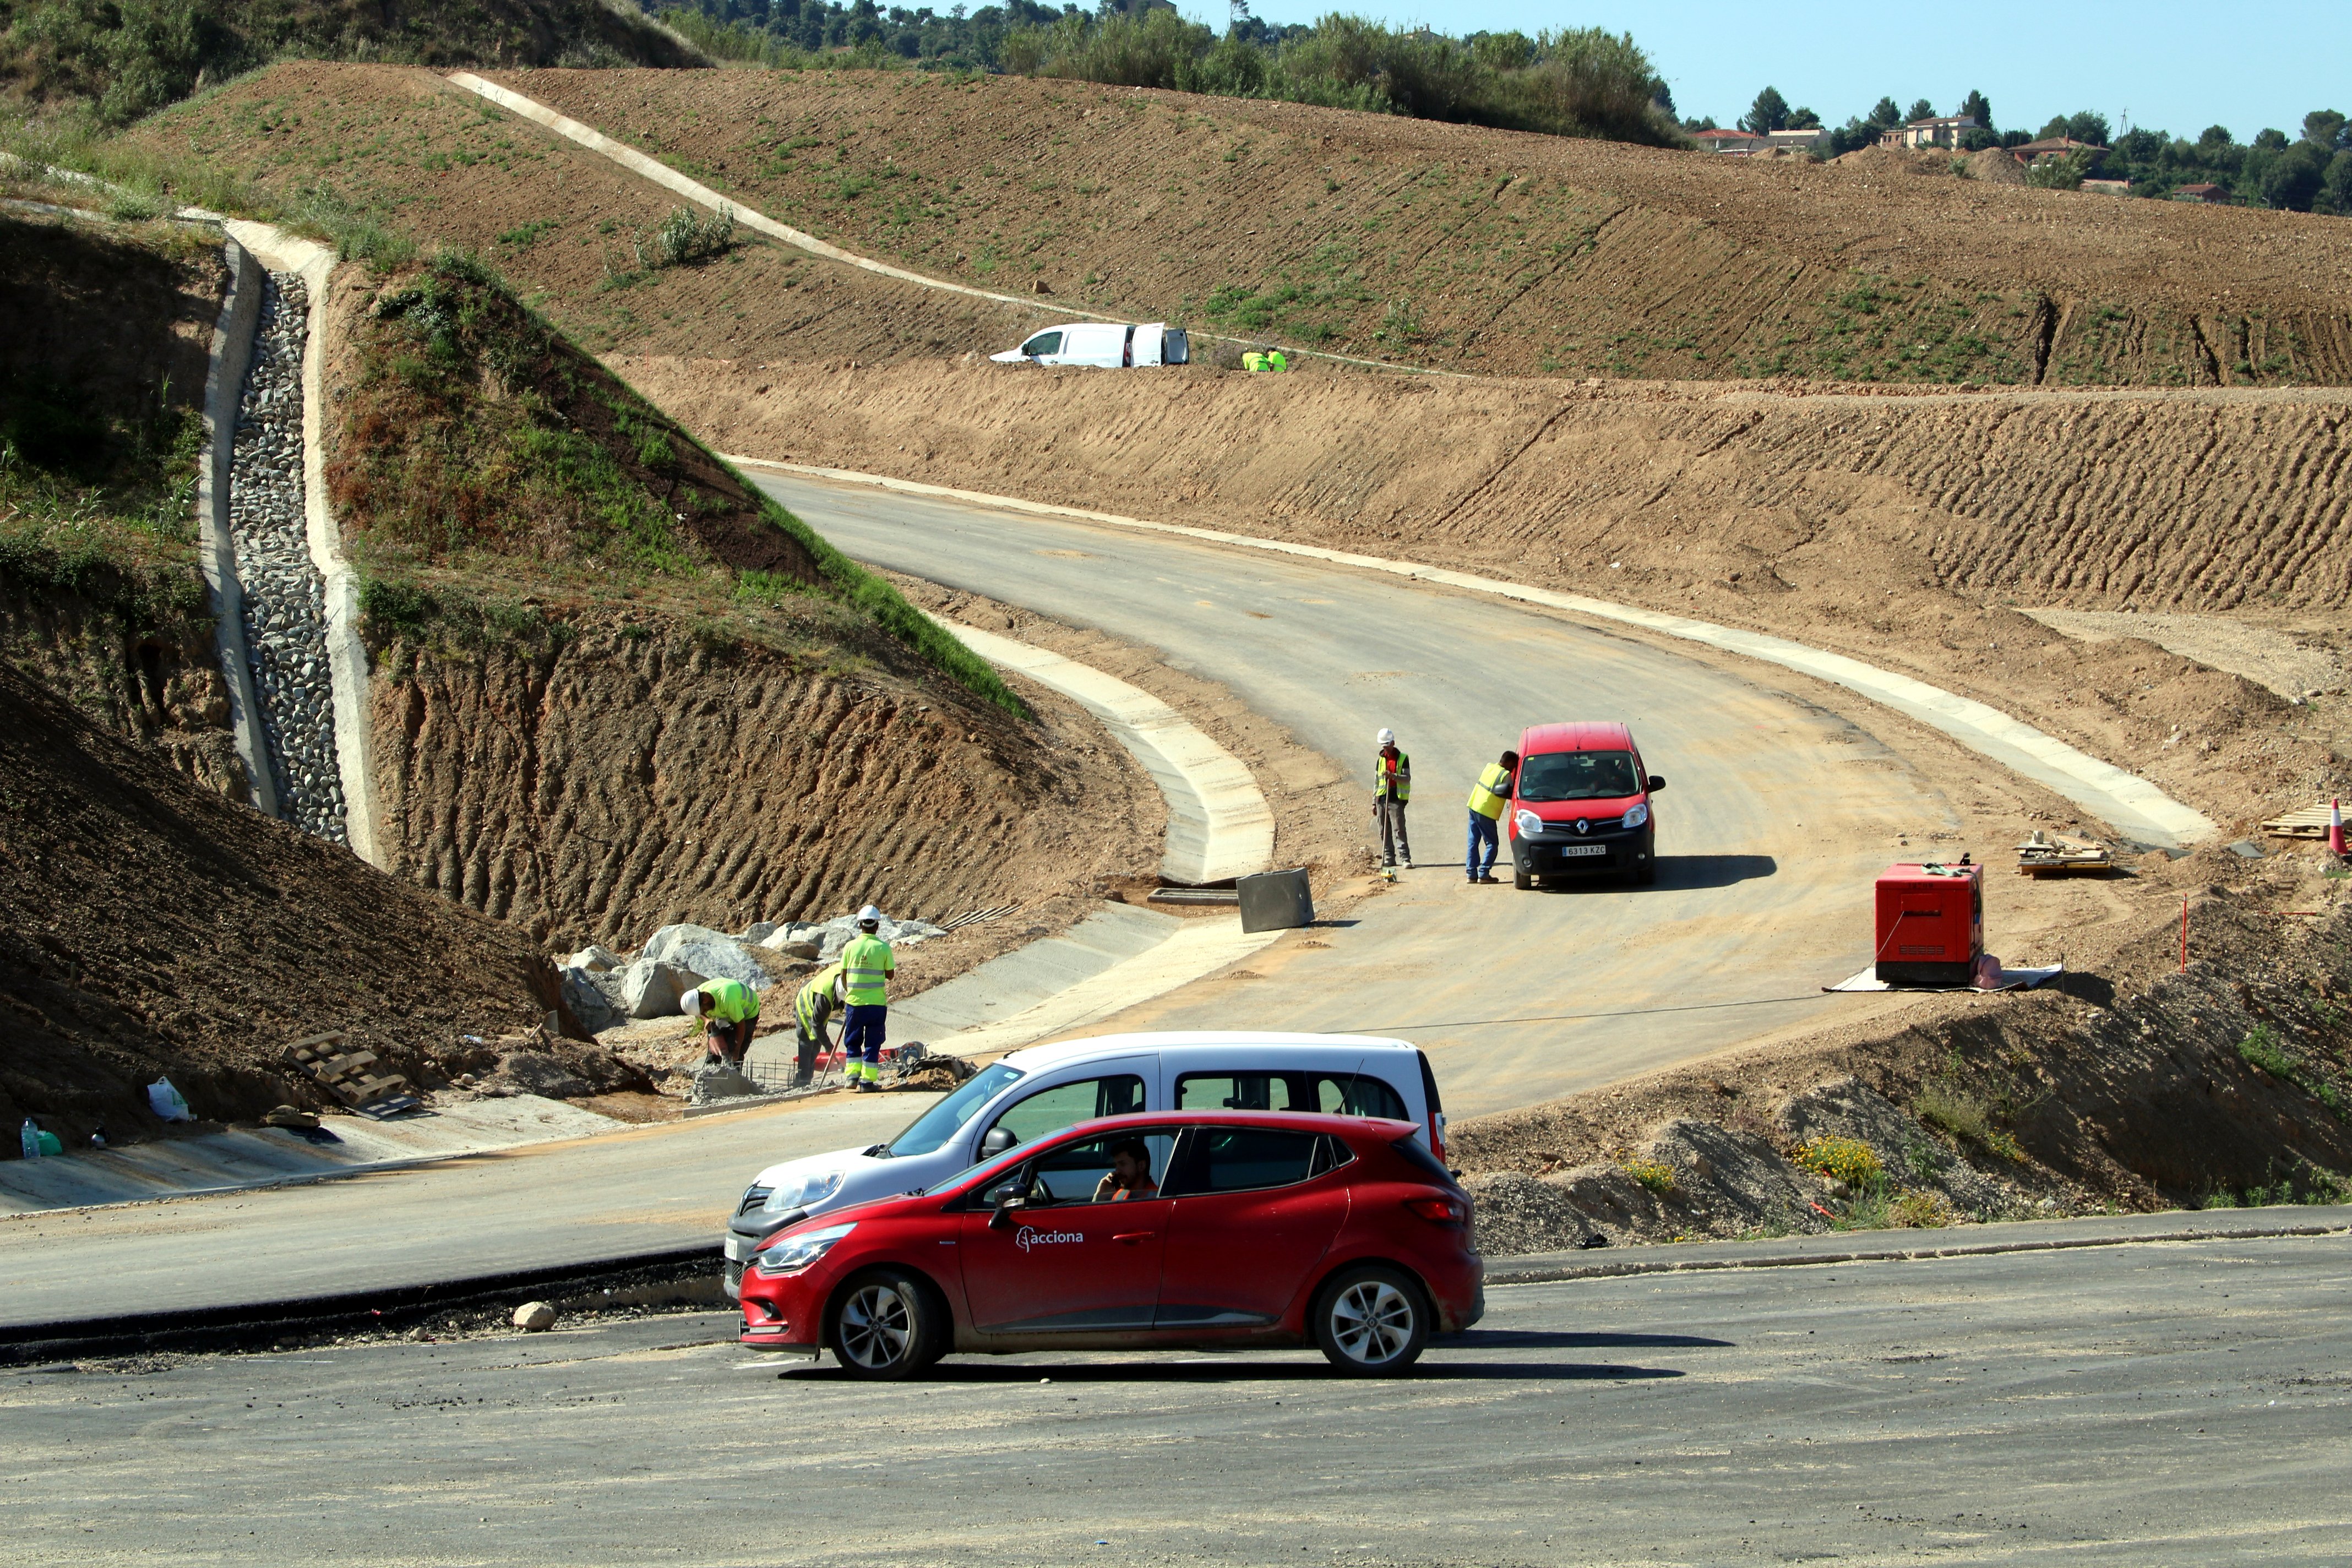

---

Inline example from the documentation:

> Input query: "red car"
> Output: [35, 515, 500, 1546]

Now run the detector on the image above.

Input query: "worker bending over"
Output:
[682, 976, 759, 1071]
[790, 961, 844, 1088]
[1374, 727, 1413, 870]
[840, 905, 896, 1092]
[1466, 749, 1520, 884]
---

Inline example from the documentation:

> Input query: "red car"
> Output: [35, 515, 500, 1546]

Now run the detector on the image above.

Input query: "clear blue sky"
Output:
[1216, 2, 2337, 141]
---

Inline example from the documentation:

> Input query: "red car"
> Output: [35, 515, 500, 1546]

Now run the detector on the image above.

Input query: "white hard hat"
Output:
[857, 904, 884, 924]
[679, 987, 706, 1017]
[1376, 728, 1396, 747]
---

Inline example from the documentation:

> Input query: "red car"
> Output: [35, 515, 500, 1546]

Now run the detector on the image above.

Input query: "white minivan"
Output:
[989, 320, 1189, 368]
[721, 1031, 1445, 1297]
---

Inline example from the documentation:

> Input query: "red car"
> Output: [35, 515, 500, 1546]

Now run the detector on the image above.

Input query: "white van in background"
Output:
[720, 1031, 1445, 1296]
[991, 321, 1189, 367]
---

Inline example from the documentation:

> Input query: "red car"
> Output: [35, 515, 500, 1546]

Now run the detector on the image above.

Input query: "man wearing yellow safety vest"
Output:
[1374, 727, 1412, 871]
[791, 961, 844, 1088]
[1466, 749, 1521, 885]
[840, 905, 896, 1092]
[682, 976, 760, 1070]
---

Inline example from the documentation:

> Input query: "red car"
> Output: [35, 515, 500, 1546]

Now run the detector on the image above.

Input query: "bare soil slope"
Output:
[631, 357, 2352, 837]
[0, 661, 572, 1147]
[494, 67, 2352, 387]
[116, 65, 1054, 364]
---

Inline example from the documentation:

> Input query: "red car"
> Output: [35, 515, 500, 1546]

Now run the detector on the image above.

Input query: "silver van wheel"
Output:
[1317, 1266, 1428, 1375]
[837, 1281, 914, 1371]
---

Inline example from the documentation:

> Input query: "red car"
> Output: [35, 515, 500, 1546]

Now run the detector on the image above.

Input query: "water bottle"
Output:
[19, 1118, 39, 1159]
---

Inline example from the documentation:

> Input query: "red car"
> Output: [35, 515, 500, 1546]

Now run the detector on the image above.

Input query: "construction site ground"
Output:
[9, 60, 2348, 1293]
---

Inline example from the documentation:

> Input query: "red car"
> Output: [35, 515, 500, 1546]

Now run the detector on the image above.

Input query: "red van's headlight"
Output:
[1403, 1197, 1466, 1224]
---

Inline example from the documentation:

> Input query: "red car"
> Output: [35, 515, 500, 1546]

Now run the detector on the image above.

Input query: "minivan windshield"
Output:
[884, 1061, 1023, 1158]
[1517, 749, 1640, 803]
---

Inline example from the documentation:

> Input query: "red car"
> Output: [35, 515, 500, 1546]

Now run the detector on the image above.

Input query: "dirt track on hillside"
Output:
[494, 67, 2352, 387]
[624, 356, 2352, 837]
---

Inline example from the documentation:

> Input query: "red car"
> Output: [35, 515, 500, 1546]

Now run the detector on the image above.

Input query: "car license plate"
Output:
[1558, 844, 1608, 858]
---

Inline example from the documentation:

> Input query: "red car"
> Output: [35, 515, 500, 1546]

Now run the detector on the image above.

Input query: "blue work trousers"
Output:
[1467, 812, 1500, 879]
[841, 1004, 888, 1066]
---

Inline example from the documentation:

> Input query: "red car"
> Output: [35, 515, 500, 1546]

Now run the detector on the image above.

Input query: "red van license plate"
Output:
[1557, 844, 1608, 858]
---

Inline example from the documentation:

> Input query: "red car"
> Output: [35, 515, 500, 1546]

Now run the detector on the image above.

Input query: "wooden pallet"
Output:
[285, 1030, 419, 1118]
[2261, 804, 2340, 840]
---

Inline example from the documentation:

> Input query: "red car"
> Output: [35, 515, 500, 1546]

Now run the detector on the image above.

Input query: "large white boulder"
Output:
[564, 944, 623, 973]
[642, 924, 774, 991]
[619, 958, 705, 1018]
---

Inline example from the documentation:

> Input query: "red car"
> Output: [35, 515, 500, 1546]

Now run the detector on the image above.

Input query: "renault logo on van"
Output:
[1574, 818, 1590, 835]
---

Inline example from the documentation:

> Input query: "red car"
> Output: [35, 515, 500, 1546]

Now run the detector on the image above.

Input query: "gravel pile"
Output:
[229, 271, 346, 844]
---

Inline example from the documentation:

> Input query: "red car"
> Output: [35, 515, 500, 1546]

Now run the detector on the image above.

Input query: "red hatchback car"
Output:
[737, 1110, 1484, 1378]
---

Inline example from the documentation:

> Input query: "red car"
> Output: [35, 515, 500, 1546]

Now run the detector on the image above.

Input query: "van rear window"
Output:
[1175, 1072, 1407, 1121]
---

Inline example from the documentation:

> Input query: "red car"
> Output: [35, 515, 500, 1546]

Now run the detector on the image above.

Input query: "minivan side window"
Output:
[1175, 1072, 1407, 1121]
[983, 1074, 1145, 1149]
[1022, 331, 1064, 357]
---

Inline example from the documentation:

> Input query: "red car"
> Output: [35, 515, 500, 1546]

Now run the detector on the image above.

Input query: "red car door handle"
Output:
[1113, 1232, 1155, 1244]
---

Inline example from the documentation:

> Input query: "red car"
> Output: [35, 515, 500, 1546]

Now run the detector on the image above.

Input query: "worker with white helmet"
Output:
[839, 905, 897, 1092]
[681, 976, 760, 1072]
[1373, 727, 1412, 872]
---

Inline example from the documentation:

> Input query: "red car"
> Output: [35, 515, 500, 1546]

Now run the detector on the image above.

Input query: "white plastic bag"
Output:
[146, 1077, 195, 1122]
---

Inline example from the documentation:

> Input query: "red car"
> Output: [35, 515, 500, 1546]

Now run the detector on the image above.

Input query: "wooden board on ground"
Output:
[285, 1031, 420, 1117]
[2261, 804, 2340, 839]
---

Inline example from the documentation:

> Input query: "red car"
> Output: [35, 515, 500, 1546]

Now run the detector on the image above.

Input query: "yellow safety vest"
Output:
[841, 934, 894, 1007]
[1243, 351, 1270, 372]
[696, 977, 759, 1025]
[1374, 750, 1411, 803]
[1266, 350, 1288, 372]
[794, 963, 843, 1033]
[1467, 761, 1513, 820]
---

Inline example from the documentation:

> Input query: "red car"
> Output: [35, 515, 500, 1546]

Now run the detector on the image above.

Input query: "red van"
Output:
[1507, 722, 1664, 888]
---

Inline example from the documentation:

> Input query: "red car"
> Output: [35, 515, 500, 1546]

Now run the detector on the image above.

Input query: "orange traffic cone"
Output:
[2332, 798, 2346, 858]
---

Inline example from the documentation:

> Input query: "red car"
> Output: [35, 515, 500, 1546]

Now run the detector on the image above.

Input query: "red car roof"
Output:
[1518, 721, 1634, 754]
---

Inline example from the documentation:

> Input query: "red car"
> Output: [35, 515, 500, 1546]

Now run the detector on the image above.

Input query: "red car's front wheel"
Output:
[829, 1270, 945, 1379]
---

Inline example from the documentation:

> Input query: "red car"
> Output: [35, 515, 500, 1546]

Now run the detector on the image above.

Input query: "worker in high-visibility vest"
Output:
[1374, 727, 1412, 871]
[790, 961, 844, 1087]
[839, 905, 896, 1092]
[1465, 749, 1520, 885]
[681, 976, 760, 1070]
[1266, 347, 1288, 372]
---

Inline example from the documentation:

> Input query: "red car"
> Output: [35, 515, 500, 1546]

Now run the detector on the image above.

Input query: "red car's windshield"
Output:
[1517, 750, 1639, 803]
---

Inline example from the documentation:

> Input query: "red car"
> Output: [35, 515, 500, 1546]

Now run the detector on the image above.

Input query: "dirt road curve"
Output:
[10, 1233, 2342, 1562]
[753, 471, 1952, 1117]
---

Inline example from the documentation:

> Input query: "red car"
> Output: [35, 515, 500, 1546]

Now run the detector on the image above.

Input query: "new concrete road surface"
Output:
[754, 471, 1953, 1118]
[9, 1231, 2345, 1565]
[0, 1093, 935, 1333]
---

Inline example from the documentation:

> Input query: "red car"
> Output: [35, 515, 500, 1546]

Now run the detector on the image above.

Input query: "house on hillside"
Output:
[1880, 115, 1977, 150]
[1692, 128, 1766, 155]
[2011, 136, 2108, 166]
[1764, 128, 1830, 152]
[2080, 178, 2132, 195]
[2171, 182, 2229, 204]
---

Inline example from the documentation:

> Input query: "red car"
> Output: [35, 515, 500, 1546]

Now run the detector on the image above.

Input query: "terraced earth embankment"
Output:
[117, 64, 2352, 386]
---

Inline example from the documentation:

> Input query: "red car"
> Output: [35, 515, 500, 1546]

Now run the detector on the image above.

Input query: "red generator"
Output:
[1874, 861, 1983, 986]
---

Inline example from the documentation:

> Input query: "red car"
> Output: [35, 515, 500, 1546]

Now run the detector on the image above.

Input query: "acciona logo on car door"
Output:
[1015, 1227, 1086, 1252]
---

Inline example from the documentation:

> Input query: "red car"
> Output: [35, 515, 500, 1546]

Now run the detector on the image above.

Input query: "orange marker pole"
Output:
[2180, 897, 2189, 973]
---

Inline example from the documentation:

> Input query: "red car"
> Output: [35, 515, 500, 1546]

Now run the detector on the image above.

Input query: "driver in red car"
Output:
[1092, 1137, 1159, 1202]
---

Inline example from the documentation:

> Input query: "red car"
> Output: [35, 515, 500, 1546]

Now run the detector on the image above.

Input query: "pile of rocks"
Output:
[229, 271, 346, 845]
[556, 911, 949, 1035]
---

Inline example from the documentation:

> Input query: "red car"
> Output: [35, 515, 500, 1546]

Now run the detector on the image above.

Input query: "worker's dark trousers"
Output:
[842, 1004, 888, 1075]
[793, 1026, 823, 1084]
[1467, 812, 1500, 880]
[1376, 798, 1411, 867]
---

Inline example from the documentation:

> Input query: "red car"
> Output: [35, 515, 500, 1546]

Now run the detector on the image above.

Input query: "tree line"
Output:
[662, 0, 1682, 145]
[1706, 84, 2352, 213]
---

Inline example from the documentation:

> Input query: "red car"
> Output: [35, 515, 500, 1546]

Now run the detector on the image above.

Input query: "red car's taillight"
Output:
[1404, 1196, 1466, 1224]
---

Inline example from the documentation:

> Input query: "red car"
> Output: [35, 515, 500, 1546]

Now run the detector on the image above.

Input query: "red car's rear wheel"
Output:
[1313, 1265, 1429, 1376]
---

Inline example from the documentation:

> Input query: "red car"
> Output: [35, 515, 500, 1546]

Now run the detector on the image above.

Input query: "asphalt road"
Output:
[755, 471, 1951, 1118]
[0, 1093, 933, 1332]
[12, 1232, 2344, 1565]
